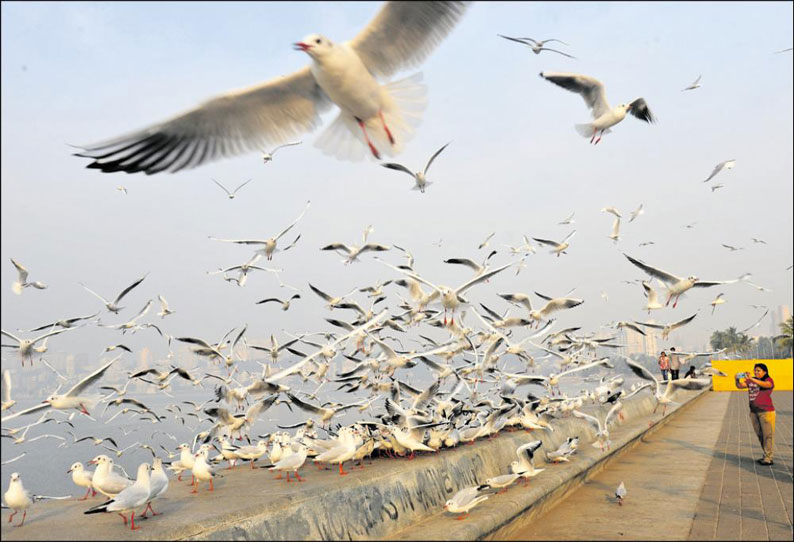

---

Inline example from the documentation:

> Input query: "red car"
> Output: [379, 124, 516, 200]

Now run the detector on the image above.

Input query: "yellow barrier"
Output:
[711, 359, 793, 391]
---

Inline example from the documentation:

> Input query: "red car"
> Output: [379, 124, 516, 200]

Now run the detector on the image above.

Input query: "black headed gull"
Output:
[380, 142, 450, 193]
[681, 75, 702, 91]
[1, 357, 117, 422]
[498, 291, 584, 327]
[443, 485, 490, 520]
[634, 312, 698, 340]
[540, 72, 655, 144]
[212, 178, 252, 200]
[558, 211, 575, 225]
[4, 472, 69, 527]
[21, 312, 99, 332]
[9, 259, 47, 295]
[629, 203, 644, 222]
[79, 273, 148, 314]
[73, 2, 469, 171]
[209, 200, 309, 261]
[702, 159, 735, 182]
[624, 253, 746, 308]
[256, 293, 301, 311]
[498, 35, 576, 58]
[68, 462, 97, 500]
[1, 327, 71, 366]
[85, 463, 150, 530]
[532, 231, 575, 257]
[622, 356, 711, 416]
[321, 227, 391, 264]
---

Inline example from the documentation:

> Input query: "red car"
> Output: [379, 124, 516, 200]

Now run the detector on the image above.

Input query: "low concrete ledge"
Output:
[0, 389, 706, 541]
[388, 388, 709, 540]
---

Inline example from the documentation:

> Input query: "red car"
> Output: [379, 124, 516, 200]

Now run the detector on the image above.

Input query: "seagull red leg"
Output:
[356, 118, 381, 159]
[379, 110, 395, 145]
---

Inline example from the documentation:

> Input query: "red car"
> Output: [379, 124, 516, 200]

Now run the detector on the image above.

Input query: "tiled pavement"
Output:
[688, 391, 793, 541]
[507, 391, 792, 541]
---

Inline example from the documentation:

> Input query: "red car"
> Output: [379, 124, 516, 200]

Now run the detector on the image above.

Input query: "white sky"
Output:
[2, 1, 792, 365]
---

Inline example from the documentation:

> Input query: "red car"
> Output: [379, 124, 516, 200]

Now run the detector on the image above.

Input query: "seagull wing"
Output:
[540, 72, 610, 118]
[498, 293, 533, 312]
[74, 68, 330, 175]
[212, 178, 231, 196]
[286, 393, 326, 416]
[669, 313, 698, 330]
[349, 1, 470, 79]
[1, 402, 49, 423]
[455, 263, 512, 295]
[627, 98, 655, 123]
[113, 273, 148, 305]
[66, 357, 118, 397]
[532, 237, 559, 248]
[423, 142, 451, 174]
[444, 258, 482, 272]
[10, 259, 29, 283]
[572, 409, 603, 432]
[274, 200, 311, 240]
[321, 243, 352, 255]
[539, 298, 584, 317]
[380, 162, 415, 177]
[80, 283, 111, 306]
[622, 356, 661, 396]
[623, 254, 681, 284]
[308, 283, 335, 303]
[497, 34, 534, 46]
[540, 47, 576, 59]
[232, 178, 253, 194]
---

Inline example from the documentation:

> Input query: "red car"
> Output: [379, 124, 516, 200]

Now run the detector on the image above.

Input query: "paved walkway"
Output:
[508, 391, 793, 541]
[688, 391, 793, 541]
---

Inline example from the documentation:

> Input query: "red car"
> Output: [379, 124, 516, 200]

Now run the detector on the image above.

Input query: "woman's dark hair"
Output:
[660, 351, 666, 355]
[754, 363, 770, 380]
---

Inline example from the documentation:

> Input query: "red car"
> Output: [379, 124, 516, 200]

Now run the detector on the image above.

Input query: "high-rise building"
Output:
[620, 325, 660, 357]
[770, 305, 792, 336]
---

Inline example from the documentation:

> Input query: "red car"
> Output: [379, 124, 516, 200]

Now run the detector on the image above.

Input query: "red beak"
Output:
[293, 42, 311, 52]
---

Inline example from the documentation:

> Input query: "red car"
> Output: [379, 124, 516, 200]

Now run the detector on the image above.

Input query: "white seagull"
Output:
[209, 200, 310, 261]
[380, 142, 450, 193]
[1, 357, 117, 422]
[10, 259, 48, 295]
[681, 75, 702, 91]
[73, 2, 469, 171]
[629, 203, 644, 222]
[634, 313, 698, 340]
[624, 253, 746, 308]
[533, 231, 576, 257]
[212, 178, 252, 200]
[85, 463, 150, 531]
[262, 141, 302, 163]
[443, 485, 490, 520]
[498, 35, 576, 58]
[4, 472, 69, 527]
[702, 159, 735, 183]
[539, 72, 655, 144]
[1, 327, 71, 366]
[79, 273, 148, 314]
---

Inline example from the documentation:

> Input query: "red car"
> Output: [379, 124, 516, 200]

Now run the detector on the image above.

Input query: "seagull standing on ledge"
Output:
[73, 2, 469, 172]
[539, 72, 655, 144]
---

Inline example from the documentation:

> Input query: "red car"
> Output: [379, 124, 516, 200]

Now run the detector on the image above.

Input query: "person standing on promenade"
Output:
[736, 363, 776, 465]
[669, 347, 681, 380]
[658, 351, 670, 382]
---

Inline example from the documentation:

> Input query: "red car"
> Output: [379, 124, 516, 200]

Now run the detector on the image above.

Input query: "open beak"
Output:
[293, 42, 311, 52]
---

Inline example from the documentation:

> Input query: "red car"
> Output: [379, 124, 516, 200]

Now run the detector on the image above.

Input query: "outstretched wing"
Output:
[74, 68, 330, 175]
[623, 254, 681, 284]
[540, 72, 610, 118]
[349, 2, 470, 79]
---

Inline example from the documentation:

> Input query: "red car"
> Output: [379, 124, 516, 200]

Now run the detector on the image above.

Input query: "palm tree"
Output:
[775, 317, 793, 354]
[710, 327, 753, 355]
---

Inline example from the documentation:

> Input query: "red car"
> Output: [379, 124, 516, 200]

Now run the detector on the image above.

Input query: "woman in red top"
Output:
[736, 363, 776, 465]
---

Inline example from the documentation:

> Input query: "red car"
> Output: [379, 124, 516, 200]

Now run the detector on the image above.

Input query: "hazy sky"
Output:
[2, 1, 792, 366]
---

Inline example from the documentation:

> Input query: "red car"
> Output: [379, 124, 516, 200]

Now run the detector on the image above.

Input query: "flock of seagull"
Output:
[3, 0, 791, 534]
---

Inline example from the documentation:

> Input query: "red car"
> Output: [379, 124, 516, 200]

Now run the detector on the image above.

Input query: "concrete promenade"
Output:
[508, 391, 793, 541]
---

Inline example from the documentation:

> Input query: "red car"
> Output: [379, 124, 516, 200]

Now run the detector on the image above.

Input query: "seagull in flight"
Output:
[681, 75, 702, 91]
[623, 253, 746, 308]
[80, 273, 148, 314]
[72, 2, 470, 171]
[539, 72, 655, 144]
[558, 212, 575, 225]
[634, 313, 698, 340]
[498, 35, 575, 58]
[209, 200, 310, 260]
[629, 203, 644, 223]
[380, 142, 450, 193]
[262, 141, 302, 164]
[212, 178, 252, 200]
[532, 231, 576, 257]
[9, 259, 47, 295]
[702, 159, 735, 183]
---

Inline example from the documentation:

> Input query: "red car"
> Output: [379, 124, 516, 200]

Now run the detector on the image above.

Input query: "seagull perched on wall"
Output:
[539, 72, 655, 144]
[72, 2, 470, 171]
